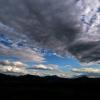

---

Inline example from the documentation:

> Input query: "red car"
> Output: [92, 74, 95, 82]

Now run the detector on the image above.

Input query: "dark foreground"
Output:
[0, 73, 100, 99]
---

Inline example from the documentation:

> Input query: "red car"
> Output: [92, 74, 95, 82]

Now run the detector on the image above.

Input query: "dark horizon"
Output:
[0, 73, 100, 98]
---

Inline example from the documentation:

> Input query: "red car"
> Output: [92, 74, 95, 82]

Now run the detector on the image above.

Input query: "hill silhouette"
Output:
[0, 73, 100, 99]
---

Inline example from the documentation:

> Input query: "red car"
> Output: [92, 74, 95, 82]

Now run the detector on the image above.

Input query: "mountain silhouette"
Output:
[0, 73, 100, 99]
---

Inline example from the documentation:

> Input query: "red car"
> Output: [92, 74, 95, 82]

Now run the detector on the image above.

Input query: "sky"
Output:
[0, 0, 100, 78]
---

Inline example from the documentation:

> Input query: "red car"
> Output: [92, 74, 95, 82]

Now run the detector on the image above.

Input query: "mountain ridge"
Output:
[0, 73, 100, 98]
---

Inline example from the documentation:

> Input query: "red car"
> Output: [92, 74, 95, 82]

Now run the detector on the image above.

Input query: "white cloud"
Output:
[0, 60, 81, 78]
[28, 64, 74, 78]
[0, 60, 27, 67]
[81, 62, 96, 67]
[81, 61, 100, 67]
[0, 61, 68, 77]
[72, 68, 100, 73]
[71, 67, 100, 78]
[0, 60, 28, 76]
[28, 64, 59, 71]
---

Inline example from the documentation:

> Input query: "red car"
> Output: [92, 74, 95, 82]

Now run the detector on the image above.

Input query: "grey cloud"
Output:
[68, 0, 100, 63]
[68, 41, 100, 62]
[0, 0, 82, 55]
[0, 0, 100, 64]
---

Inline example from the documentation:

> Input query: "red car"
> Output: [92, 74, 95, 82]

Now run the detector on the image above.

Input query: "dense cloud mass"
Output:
[0, 0, 82, 58]
[0, 0, 99, 64]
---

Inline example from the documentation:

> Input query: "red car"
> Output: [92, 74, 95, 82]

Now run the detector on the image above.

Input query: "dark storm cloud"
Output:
[0, 0, 82, 52]
[0, 0, 100, 63]
[68, 41, 100, 62]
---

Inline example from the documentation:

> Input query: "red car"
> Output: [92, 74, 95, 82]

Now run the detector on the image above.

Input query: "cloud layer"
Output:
[1, 60, 100, 78]
[0, 0, 99, 63]
[0, 0, 82, 59]
[0, 60, 72, 78]
[0, 0, 99, 74]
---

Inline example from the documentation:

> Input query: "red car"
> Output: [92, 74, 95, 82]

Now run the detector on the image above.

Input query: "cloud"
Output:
[80, 61, 100, 67]
[27, 64, 75, 78]
[72, 68, 100, 73]
[68, 0, 100, 63]
[0, 42, 45, 63]
[0, 60, 27, 67]
[28, 64, 59, 71]
[0, 0, 99, 64]
[0, 60, 67, 77]
[0, 0, 82, 59]
[0, 60, 29, 75]
[72, 67, 100, 77]
[0, 60, 81, 78]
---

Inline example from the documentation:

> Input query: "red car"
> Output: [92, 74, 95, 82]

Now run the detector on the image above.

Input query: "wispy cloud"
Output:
[0, 43, 46, 63]
[72, 68, 100, 73]
[28, 64, 59, 71]
[72, 67, 100, 77]
[81, 61, 100, 67]
[27, 64, 75, 78]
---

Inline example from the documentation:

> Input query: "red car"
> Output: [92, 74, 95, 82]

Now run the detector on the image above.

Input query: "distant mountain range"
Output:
[0, 73, 100, 98]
